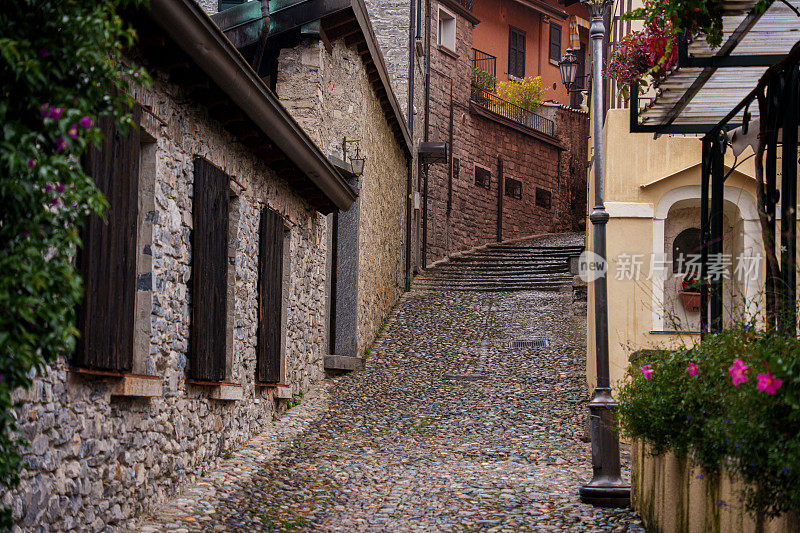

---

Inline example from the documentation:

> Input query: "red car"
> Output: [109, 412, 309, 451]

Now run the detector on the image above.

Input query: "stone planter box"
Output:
[680, 291, 701, 312]
[631, 440, 798, 532]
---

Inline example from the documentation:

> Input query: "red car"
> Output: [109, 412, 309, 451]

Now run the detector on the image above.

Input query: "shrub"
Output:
[0, 1, 147, 527]
[618, 327, 800, 519]
[496, 76, 546, 112]
[470, 67, 496, 104]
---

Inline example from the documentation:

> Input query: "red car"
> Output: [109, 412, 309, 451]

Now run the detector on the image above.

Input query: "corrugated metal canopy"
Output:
[633, 0, 800, 131]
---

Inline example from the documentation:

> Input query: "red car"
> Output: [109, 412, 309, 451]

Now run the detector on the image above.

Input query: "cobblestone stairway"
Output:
[414, 233, 585, 291]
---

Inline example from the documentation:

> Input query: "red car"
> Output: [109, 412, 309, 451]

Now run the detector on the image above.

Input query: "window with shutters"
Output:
[190, 157, 235, 382]
[505, 177, 522, 199]
[508, 26, 526, 79]
[75, 109, 149, 373]
[549, 23, 562, 63]
[256, 208, 289, 384]
[437, 6, 456, 52]
[474, 165, 491, 189]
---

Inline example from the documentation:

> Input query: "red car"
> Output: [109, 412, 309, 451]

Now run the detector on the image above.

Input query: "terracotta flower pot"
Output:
[680, 291, 701, 312]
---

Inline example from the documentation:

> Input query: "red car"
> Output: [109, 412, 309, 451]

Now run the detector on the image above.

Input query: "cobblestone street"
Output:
[139, 275, 644, 532]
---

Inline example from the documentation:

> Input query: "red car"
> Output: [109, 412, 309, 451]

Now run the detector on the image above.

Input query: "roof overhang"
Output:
[137, 0, 356, 213]
[439, 0, 481, 25]
[510, 0, 568, 20]
[630, 0, 800, 135]
[215, 0, 412, 156]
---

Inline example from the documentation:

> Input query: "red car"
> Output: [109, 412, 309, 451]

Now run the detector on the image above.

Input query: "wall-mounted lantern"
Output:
[342, 138, 366, 177]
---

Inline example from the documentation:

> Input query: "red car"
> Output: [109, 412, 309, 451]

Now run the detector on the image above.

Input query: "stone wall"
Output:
[422, 1, 588, 264]
[276, 37, 407, 357]
[6, 67, 329, 531]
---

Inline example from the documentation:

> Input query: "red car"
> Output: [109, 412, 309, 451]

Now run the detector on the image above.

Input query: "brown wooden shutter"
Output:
[257, 208, 284, 383]
[508, 27, 526, 79]
[75, 109, 141, 372]
[190, 157, 229, 382]
[549, 23, 562, 62]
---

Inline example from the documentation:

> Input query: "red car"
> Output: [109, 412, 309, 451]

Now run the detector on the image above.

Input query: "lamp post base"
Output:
[579, 480, 631, 508]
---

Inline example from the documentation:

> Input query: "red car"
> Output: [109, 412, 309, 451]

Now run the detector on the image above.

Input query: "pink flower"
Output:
[40, 103, 50, 117]
[27, 158, 36, 169]
[56, 182, 65, 194]
[757, 372, 782, 395]
[729, 359, 749, 387]
[49, 107, 64, 120]
[54, 136, 67, 152]
[79, 116, 93, 129]
[48, 197, 60, 207]
[641, 364, 654, 380]
[687, 362, 699, 376]
[67, 124, 79, 139]
[44, 182, 54, 193]
[38, 48, 51, 58]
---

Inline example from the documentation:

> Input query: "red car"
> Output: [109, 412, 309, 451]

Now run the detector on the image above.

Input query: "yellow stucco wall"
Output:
[586, 109, 760, 391]
[632, 441, 798, 532]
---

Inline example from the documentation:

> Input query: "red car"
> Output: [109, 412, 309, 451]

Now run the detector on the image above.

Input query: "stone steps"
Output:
[413, 233, 584, 292]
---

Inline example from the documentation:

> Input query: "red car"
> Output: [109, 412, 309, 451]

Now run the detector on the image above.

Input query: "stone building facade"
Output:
[3, 0, 406, 529]
[275, 38, 409, 357]
[364, 0, 589, 266]
[418, 0, 588, 265]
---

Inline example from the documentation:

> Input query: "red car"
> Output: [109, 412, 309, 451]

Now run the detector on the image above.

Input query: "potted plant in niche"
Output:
[680, 273, 702, 312]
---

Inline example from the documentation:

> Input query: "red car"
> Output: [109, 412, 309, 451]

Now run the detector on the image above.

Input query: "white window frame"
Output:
[437, 5, 456, 52]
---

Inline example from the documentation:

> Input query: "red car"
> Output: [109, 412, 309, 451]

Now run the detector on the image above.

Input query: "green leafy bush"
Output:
[0, 1, 147, 527]
[618, 328, 800, 519]
[470, 67, 496, 103]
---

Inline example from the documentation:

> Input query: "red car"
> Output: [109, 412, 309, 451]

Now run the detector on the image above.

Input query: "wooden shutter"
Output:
[190, 157, 229, 382]
[257, 208, 284, 383]
[549, 23, 562, 62]
[508, 27, 526, 79]
[75, 110, 141, 372]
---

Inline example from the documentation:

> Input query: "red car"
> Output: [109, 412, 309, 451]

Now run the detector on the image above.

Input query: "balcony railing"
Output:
[471, 48, 496, 78]
[470, 88, 555, 137]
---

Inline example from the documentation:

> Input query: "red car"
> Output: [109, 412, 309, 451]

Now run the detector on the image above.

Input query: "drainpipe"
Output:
[497, 156, 503, 242]
[422, 0, 431, 268]
[405, 0, 417, 291]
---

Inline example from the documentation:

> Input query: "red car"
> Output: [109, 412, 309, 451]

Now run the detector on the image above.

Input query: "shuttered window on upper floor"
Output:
[190, 157, 230, 382]
[549, 23, 562, 63]
[508, 26, 526, 79]
[74, 108, 142, 373]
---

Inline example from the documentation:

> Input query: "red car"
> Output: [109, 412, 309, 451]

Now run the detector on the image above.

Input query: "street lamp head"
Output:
[580, 0, 612, 17]
[558, 48, 579, 91]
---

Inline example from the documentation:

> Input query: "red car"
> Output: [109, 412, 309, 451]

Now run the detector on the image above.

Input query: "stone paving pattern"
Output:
[138, 252, 644, 531]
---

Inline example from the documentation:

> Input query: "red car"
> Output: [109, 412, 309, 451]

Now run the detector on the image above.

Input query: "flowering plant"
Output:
[618, 327, 800, 519]
[608, 12, 679, 98]
[0, 0, 148, 526]
[681, 272, 703, 293]
[496, 76, 547, 112]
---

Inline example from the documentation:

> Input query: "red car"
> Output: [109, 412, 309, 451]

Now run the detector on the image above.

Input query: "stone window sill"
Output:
[188, 380, 243, 401]
[70, 367, 163, 398]
[255, 382, 292, 399]
[438, 44, 458, 59]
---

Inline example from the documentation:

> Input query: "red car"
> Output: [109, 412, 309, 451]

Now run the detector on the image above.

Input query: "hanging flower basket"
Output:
[680, 291, 701, 312]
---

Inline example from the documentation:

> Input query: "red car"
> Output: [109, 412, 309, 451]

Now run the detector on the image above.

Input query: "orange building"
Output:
[472, 0, 590, 107]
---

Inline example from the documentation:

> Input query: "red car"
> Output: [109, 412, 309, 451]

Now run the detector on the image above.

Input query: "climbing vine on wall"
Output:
[0, 1, 148, 527]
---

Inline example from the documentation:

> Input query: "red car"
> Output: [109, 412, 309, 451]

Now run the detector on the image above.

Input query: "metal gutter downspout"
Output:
[405, 0, 417, 291]
[422, 0, 432, 269]
[148, 0, 356, 211]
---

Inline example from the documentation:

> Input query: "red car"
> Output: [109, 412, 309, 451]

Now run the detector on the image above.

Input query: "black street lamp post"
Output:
[559, 0, 631, 508]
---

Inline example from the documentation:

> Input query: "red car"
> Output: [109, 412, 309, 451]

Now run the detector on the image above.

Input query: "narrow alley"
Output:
[139, 235, 643, 532]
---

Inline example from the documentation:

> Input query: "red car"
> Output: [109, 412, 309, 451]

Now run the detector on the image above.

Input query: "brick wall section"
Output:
[422, 1, 588, 264]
